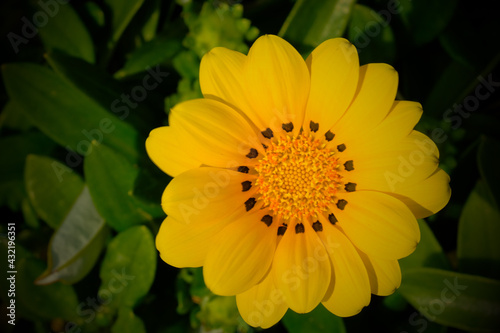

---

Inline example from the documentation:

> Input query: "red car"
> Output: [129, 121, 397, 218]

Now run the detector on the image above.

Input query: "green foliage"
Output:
[0, 0, 499, 332]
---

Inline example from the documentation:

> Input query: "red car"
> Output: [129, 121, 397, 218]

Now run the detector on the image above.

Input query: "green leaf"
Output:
[99, 225, 156, 311]
[398, 0, 458, 45]
[457, 180, 500, 279]
[348, 4, 396, 65]
[111, 307, 146, 333]
[398, 267, 500, 332]
[104, 0, 145, 50]
[399, 219, 451, 272]
[0, 101, 34, 132]
[478, 137, 500, 208]
[38, 2, 95, 63]
[2, 63, 139, 161]
[114, 37, 182, 79]
[25, 154, 84, 229]
[282, 304, 346, 333]
[84, 144, 163, 232]
[36, 186, 109, 285]
[0, 240, 80, 322]
[0, 132, 55, 210]
[279, 0, 356, 54]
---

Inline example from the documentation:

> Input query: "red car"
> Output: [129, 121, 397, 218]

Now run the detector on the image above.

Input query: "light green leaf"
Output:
[104, 0, 145, 50]
[38, 2, 95, 63]
[478, 136, 500, 208]
[99, 226, 156, 310]
[457, 180, 500, 279]
[398, 0, 458, 45]
[36, 186, 109, 285]
[279, 0, 356, 54]
[348, 4, 396, 65]
[0, 240, 80, 322]
[114, 37, 182, 79]
[25, 154, 84, 229]
[2, 63, 139, 161]
[399, 219, 451, 272]
[111, 307, 146, 333]
[398, 267, 500, 332]
[282, 304, 346, 333]
[84, 144, 163, 232]
[0, 132, 55, 210]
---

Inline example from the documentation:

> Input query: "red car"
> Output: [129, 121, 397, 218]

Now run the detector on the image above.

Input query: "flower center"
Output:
[255, 133, 344, 221]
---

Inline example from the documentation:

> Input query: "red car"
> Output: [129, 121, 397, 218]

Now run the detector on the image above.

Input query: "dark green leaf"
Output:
[0, 101, 33, 132]
[104, 0, 145, 50]
[111, 307, 146, 333]
[282, 304, 346, 333]
[398, 267, 500, 332]
[2, 63, 139, 161]
[399, 219, 451, 272]
[478, 136, 500, 208]
[84, 144, 163, 232]
[398, 0, 458, 45]
[0, 132, 55, 210]
[348, 4, 396, 65]
[38, 2, 95, 63]
[25, 154, 84, 229]
[457, 180, 500, 279]
[99, 225, 156, 310]
[0, 240, 80, 322]
[114, 37, 182, 79]
[279, 0, 356, 54]
[36, 186, 109, 284]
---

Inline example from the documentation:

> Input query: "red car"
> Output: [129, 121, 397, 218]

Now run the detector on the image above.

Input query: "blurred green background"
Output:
[0, 0, 499, 332]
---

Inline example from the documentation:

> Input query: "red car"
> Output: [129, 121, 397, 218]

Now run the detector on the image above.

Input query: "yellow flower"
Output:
[146, 35, 451, 328]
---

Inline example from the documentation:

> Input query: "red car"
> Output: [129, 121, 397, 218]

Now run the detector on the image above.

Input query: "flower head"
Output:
[146, 35, 451, 328]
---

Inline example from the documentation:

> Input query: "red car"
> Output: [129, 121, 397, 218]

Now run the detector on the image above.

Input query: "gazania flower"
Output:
[146, 35, 451, 328]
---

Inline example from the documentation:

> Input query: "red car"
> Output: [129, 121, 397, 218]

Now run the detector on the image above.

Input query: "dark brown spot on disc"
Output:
[344, 182, 357, 192]
[312, 221, 323, 231]
[344, 160, 354, 171]
[325, 130, 335, 142]
[277, 225, 287, 236]
[241, 181, 252, 192]
[238, 166, 249, 173]
[245, 198, 256, 211]
[282, 122, 294, 132]
[295, 223, 305, 233]
[336, 199, 348, 210]
[261, 215, 273, 227]
[328, 213, 337, 225]
[246, 148, 258, 159]
[337, 144, 346, 152]
[310, 121, 319, 132]
[261, 128, 273, 139]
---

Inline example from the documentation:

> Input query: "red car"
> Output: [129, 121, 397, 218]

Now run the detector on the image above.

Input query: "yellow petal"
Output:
[199, 47, 259, 127]
[236, 270, 288, 328]
[333, 63, 398, 143]
[145, 126, 200, 177]
[204, 209, 278, 295]
[244, 35, 310, 135]
[357, 251, 401, 296]
[161, 167, 254, 225]
[170, 98, 262, 168]
[344, 131, 440, 193]
[156, 216, 222, 267]
[391, 168, 451, 218]
[304, 38, 359, 134]
[335, 191, 420, 260]
[273, 222, 331, 313]
[319, 223, 371, 317]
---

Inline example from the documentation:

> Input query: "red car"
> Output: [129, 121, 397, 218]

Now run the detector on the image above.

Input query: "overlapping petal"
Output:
[204, 209, 279, 295]
[304, 38, 359, 134]
[273, 222, 331, 313]
[357, 251, 401, 296]
[236, 270, 288, 328]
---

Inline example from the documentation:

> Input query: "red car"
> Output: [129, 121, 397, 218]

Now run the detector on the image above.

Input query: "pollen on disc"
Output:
[255, 133, 344, 221]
